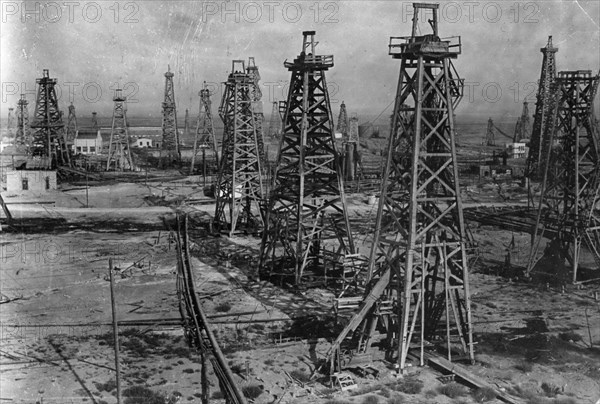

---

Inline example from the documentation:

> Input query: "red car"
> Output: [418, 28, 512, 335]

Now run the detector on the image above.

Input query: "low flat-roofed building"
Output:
[6, 170, 57, 193]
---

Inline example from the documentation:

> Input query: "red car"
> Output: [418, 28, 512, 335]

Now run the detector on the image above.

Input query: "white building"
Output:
[74, 129, 103, 154]
[6, 170, 57, 193]
[135, 137, 159, 148]
[505, 142, 528, 159]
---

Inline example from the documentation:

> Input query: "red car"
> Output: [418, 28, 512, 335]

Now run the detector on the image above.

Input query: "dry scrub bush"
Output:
[437, 382, 469, 398]
[362, 396, 379, 404]
[472, 386, 496, 402]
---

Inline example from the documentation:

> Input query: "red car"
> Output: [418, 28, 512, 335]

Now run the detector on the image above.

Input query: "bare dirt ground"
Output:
[1, 174, 599, 404]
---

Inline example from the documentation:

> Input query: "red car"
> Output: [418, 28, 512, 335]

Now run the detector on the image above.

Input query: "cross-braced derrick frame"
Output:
[161, 65, 180, 165]
[191, 82, 219, 175]
[323, 3, 474, 374]
[106, 89, 134, 171]
[527, 70, 600, 282]
[258, 31, 356, 287]
[527, 36, 558, 182]
[30, 69, 71, 168]
[213, 60, 264, 237]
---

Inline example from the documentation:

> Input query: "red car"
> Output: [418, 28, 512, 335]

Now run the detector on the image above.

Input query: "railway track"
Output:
[175, 214, 247, 404]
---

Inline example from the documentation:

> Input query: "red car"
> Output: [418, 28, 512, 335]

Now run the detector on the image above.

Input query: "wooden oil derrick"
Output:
[513, 101, 531, 142]
[527, 36, 558, 180]
[343, 115, 360, 181]
[258, 31, 356, 286]
[161, 66, 180, 165]
[7, 108, 15, 139]
[214, 60, 264, 236]
[184, 108, 190, 142]
[65, 103, 78, 145]
[30, 69, 71, 168]
[337, 101, 349, 140]
[323, 3, 474, 373]
[246, 57, 267, 165]
[91, 112, 99, 130]
[191, 82, 219, 176]
[106, 89, 134, 171]
[485, 118, 495, 146]
[267, 101, 282, 139]
[15, 94, 30, 149]
[527, 70, 600, 282]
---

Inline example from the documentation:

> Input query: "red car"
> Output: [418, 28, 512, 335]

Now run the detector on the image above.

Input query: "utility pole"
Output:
[108, 258, 122, 404]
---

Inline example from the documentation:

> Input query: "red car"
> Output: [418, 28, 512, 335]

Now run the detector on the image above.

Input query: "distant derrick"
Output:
[6, 108, 15, 139]
[30, 69, 71, 168]
[15, 94, 30, 148]
[106, 89, 134, 171]
[65, 103, 78, 144]
[259, 31, 356, 286]
[213, 60, 264, 236]
[267, 101, 282, 139]
[246, 57, 267, 165]
[191, 82, 219, 175]
[337, 101, 349, 139]
[161, 66, 180, 164]
[513, 101, 531, 142]
[485, 117, 495, 146]
[344, 114, 361, 180]
[527, 36, 558, 179]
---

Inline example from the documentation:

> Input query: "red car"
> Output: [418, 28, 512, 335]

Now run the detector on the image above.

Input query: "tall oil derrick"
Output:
[323, 4, 473, 373]
[213, 60, 264, 236]
[246, 57, 267, 164]
[485, 117, 495, 146]
[65, 103, 78, 144]
[513, 101, 531, 142]
[6, 108, 15, 139]
[191, 82, 219, 175]
[258, 31, 356, 286]
[267, 101, 282, 139]
[337, 101, 349, 139]
[106, 89, 134, 171]
[184, 108, 190, 140]
[527, 70, 600, 282]
[161, 66, 180, 165]
[344, 115, 360, 180]
[30, 69, 70, 168]
[527, 36, 558, 180]
[15, 94, 30, 148]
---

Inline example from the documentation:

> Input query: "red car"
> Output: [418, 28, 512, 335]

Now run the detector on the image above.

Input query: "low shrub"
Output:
[242, 384, 263, 399]
[362, 396, 379, 404]
[472, 386, 496, 402]
[438, 382, 468, 398]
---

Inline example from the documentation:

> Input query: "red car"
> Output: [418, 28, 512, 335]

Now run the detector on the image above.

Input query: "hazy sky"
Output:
[1, 0, 599, 123]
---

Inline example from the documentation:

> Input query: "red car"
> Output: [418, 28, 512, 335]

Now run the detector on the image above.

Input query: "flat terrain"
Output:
[1, 168, 599, 404]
